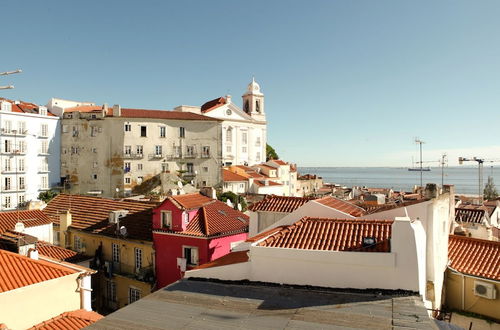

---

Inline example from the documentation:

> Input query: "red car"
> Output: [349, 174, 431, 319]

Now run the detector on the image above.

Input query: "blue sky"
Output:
[2, 1, 500, 166]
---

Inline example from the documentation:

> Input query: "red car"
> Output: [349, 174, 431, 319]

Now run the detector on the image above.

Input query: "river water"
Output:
[298, 166, 500, 195]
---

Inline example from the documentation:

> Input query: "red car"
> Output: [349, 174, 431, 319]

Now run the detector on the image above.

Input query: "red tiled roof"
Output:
[0, 98, 56, 116]
[222, 169, 248, 182]
[43, 194, 154, 240]
[455, 208, 486, 224]
[29, 309, 103, 329]
[0, 249, 77, 293]
[358, 199, 429, 215]
[253, 180, 282, 187]
[64, 105, 103, 113]
[248, 195, 315, 213]
[269, 160, 288, 166]
[193, 250, 249, 270]
[168, 193, 213, 210]
[200, 97, 226, 113]
[260, 217, 393, 252]
[119, 108, 220, 121]
[245, 226, 287, 243]
[448, 235, 500, 281]
[315, 196, 366, 217]
[183, 200, 249, 237]
[0, 210, 53, 234]
[36, 241, 87, 263]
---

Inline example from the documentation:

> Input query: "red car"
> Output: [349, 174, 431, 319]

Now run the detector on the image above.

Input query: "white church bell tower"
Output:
[242, 78, 266, 122]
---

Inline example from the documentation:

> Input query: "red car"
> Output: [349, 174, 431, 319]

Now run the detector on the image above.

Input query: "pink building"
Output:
[152, 193, 249, 288]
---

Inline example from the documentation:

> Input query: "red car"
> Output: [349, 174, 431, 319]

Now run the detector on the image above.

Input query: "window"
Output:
[74, 235, 82, 251]
[226, 128, 232, 142]
[179, 127, 185, 138]
[124, 124, 131, 132]
[18, 121, 26, 134]
[129, 287, 141, 304]
[107, 281, 116, 302]
[134, 248, 142, 270]
[137, 163, 143, 170]
[90, 126, 98, 137]
[4, 196, 11, 209]
[242, 132, 248, 144]
[140, 126, 147, 137]
[256, 152, 261, 161]
[125, 177, 131, 184]
[242, 146, 247, 153]
[41, 176, 48, 189]
[256, 100, 260, 112]
[124, 162, 131, 172]
[18, 159, 24, 172]
[186, 146, 194, 157]
[161, 210, 172, 229]
[4, 121, 11, 133]
[92, 174, 97, 180]
[226, 146, 232, 153]
[244, 100, 249, 112]
[62, 125, 69, 133]
[54, 231, 60, 245]
[159, 126, 166, 138]
[18, 195, 25, 205]
[187, 163, 194, 174]
[124, 145, 132, 155]
[39, 107, 47, 116]
[155, 145, 162, 156]
[161, 163, 168, 172]
[202, 146, 210, 158]
[239, 183, 244, 189]
[72, 126, 78, 137]
[256, 136, 261, 146]
[61, 161, 66, 167]
[173, 146, 181, 158]
[40, 140, 48, 154]
[183, 212, 189, 224]
[136, 145, 143, 155]
[19, 177, 25, 190]
[112, 243, 120, 263]
[18, 141, 26, 153]
[4, 177, 11, 190]
[183, 246, 199, 266]
[202, 166, 208, 173]
[4, 158, 11, 171]
[92, 147, 98, 153]
[40, 124, 48, 137]
[4, 140, 11, 153]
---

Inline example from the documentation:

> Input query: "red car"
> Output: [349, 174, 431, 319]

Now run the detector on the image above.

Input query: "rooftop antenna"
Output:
[0, 69, 22, 90]
[415, 138, 425, 194]
[440, 153, 447, 187]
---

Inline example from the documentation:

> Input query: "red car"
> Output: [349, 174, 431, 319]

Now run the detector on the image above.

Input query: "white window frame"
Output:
[159, 126, 166, 138]
[134, 248, 142, 271]
[112, 243, 120, 263]
[107, 280, 117, 302]
[74, 235, 82, 251]
[129, 287, 141, 304]
[183, 246, 199, 266]
[161, 210, 172, 229]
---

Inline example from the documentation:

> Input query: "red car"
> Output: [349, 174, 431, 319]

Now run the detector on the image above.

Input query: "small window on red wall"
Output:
[161, 210, 172, 229]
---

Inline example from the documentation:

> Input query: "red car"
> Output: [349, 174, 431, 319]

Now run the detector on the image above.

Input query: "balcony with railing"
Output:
[38, 167, 50, 173]
[123, 152, 144, 159]
[1, 128, 27, 136]
[149, 153, 164, 160]
[183, 152, 197, 159]
[102, 260, 155, 283]
[166, 153, 183, 160]
[201, 151, 210, 158]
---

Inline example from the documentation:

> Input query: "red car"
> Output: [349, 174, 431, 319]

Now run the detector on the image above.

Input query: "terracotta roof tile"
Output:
[245, 226, 287, 243]
[29, 309, 103, 329]
[359, 199, 429, 215]
[183, 200, 249, 237]
[0, 98, 56, 116]
[193, 250, 249, 270]
[43, 194, 154, 240]
[268, 160, 288, 166]
[248, 195, 316, 213]
[315, 196, 366, 217]
[259, 217, 393, 252]
[35, 241, 87, 263]
[0, 210, 53, 234]
[448, 235, 500, 281]
[253, 180, 282, 187]
[222, 169, 248, 182]
[64, 105, 103, 113]
[119, 108, 220, 121]
[169, 193, 213, 210]
[200, 97, 226, 113]
[0, 249, 77, 293]
[455, 208, 486, 224]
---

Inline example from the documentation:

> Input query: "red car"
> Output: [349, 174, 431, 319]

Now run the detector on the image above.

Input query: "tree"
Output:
[266, 144, 279, 161]
[38, 190, 59, 203]
[217, 191, 247, 211]
[484, 176, 498, 200]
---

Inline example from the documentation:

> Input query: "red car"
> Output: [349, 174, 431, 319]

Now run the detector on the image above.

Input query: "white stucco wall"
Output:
[24, 223, 53, 244]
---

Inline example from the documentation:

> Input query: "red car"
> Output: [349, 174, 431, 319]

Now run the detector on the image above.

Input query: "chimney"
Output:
[112, 104, 121, 117]
[29, 249, 39, 260]
[424, 183, 438, 199]
[226, 95, 232, 104]
[103, 103, 109, 116]
[59, 210, 72, 248]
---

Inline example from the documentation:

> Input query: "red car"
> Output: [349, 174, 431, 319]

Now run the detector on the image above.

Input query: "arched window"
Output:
[244, 100, 250, 113]
[256, 100, 260, 113]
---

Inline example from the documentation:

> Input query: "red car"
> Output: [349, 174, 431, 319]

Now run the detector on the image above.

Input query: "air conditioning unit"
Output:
[474, 281, 497, 299]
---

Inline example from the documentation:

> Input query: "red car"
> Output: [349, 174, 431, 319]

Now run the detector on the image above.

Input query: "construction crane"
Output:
[458, 157, 500, 203]
[0, 69, 22, 90]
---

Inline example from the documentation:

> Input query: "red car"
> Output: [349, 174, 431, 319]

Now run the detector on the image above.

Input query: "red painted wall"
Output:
[152, 199, 197, 231]
[154, 231, 248, 289]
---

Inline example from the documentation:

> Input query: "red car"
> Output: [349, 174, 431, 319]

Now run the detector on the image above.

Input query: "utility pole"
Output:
[0, 69, 22, 90]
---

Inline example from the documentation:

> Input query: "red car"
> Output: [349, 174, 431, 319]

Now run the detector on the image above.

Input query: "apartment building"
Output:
[59, 104, 222, 197]
[0, 98, 60, 210]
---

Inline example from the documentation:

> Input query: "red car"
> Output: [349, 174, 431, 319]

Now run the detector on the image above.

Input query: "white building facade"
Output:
[176, 78, 267, 166]
[0, 99, 60, 210]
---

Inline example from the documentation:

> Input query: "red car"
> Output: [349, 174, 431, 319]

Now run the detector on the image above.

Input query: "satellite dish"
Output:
[237, 204, 242, 211]
[226, 199, 233, 207]
[115, 188, 119, 192]
[119, 226, 127, 236]
[177, 181, 183, 188]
